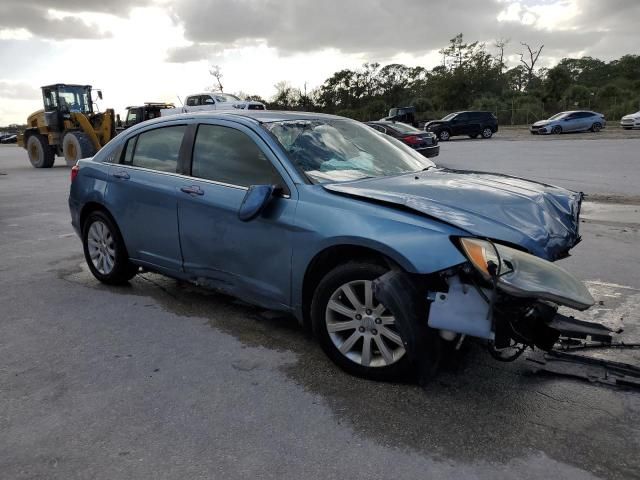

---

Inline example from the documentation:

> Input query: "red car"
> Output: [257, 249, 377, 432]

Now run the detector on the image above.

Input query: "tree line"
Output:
[229, 34, 640, 124]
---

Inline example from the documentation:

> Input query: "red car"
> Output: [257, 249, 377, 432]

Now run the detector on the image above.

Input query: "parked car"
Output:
[530, 111, 606, 134]
[620, 111, 640, 130]
[424, 111, 498, 141]
[366, 121, 439, 158]
[0, 134, 17, 144]
[69, 111, 595, 382]
[161, 93, 266, 116]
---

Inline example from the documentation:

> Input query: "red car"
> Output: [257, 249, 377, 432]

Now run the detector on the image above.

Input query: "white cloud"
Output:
[0, 0, 639, 125]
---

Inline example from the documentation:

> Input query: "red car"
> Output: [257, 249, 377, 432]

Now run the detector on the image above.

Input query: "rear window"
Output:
[387, 122, 421, 134]
[124, 125, 186, 173]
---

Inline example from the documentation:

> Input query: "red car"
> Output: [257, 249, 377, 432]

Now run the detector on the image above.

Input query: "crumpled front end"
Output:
[324, 168, 584, 261]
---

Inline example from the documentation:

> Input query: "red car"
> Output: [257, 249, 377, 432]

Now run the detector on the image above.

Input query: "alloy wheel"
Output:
[325, 280, 405, 367]
[87, 220, 116, 275]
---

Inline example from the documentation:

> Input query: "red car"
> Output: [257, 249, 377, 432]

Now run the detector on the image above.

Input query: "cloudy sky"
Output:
[0, 0, 638, 125]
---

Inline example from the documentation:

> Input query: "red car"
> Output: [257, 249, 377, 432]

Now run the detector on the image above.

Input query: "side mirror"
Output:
[238, 185, 275, 222]
[97, 90, 103, 100]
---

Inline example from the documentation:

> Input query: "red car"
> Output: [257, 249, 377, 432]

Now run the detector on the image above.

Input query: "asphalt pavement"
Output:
[437, 135, 640, 200]
[1, 142, 639, 480]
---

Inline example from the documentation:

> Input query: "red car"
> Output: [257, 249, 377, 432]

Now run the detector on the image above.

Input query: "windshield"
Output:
[442, 113, 457, 121]
[264, 119, 431, 184]
[213, 93, 241, 103]
[548, 112, 568, 120]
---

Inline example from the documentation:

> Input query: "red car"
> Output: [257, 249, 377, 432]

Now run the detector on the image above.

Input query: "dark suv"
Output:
[424, 111, 498, 141]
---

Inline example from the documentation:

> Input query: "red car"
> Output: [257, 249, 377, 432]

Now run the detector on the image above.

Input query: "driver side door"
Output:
[176, 121, 298, 309]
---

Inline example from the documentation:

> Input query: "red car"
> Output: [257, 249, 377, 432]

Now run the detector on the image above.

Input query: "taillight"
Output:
[70, 164, 79, 182]
[403, 135, 420, 145]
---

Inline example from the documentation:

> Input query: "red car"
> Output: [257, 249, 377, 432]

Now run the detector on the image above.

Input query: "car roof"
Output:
[192, 110, 346, 123]
[120, 110, 350, 135]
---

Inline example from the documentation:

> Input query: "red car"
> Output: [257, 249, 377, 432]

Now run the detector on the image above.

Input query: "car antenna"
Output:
[176, 95, 184, 107]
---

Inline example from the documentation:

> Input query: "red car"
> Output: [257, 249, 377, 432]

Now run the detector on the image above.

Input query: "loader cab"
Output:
[42, 84, 94, 116]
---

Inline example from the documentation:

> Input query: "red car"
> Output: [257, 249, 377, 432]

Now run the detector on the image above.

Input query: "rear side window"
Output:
[191, 124, 282, 187]
[124, 125, 186, 173]
[201, 96, 215, 105]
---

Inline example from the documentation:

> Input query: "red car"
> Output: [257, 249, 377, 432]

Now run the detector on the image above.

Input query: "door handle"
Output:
[112, 170, 130, 180]
[180, 185, 204, 196]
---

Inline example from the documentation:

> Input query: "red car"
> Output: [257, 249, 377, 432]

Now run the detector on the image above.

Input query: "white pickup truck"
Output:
[160, 92, 266, 116]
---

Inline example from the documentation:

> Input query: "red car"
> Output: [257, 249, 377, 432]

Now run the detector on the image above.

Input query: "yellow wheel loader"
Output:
[18, 84, 116, 168]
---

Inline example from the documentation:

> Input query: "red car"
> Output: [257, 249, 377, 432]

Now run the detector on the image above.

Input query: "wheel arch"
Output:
[299, 244, 404, 329]
[79, 201, 118, 234]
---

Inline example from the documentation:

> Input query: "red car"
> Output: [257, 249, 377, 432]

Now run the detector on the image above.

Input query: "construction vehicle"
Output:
[18, 84, 116, 168]
[120, 102, 175, 130]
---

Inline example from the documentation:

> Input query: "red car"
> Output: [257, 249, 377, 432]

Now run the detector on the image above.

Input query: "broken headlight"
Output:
[458, 237, 594, 311]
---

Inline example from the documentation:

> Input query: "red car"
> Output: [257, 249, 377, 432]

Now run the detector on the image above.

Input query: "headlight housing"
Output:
[459, 238, 594, 311]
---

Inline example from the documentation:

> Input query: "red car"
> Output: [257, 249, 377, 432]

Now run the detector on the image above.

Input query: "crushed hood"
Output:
[324, 168, 583, 261]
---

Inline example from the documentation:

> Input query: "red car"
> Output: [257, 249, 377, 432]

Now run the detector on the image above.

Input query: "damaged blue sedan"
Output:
[69, 111, 594, 382]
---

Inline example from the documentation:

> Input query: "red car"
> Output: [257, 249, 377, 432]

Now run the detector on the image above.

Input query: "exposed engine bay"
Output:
[373, 237, 638, 387]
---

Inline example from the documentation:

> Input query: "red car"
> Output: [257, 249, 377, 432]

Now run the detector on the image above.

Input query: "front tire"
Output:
[26, 134, 55, 168]
[63, 132, 97, 166]
[82, 211, 137, 285]
[551, 125, 562, 135]
[311, 262, 411, 381]
[438, 130, 451, 141]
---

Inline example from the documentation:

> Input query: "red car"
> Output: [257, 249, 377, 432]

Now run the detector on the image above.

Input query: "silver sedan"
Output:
[530, 111, 606, 134]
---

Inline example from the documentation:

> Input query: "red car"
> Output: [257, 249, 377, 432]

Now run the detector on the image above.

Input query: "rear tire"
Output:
[591, 122, 602, 132]
[82, 211, 137, 285]
[63, 132, 97, 166]
[311, 262, 412, 381]
[481, 127, 493, 139]
[26, 134, 55, 168]
[438, 130, 451, 141]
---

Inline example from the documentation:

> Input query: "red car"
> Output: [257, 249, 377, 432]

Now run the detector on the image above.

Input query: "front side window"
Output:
[42, 89, 58, 111]
[192, 124, 282, 187]
[126, 125, 186, 172]
[186, 96, 200, 107]
[264, 119, 428, 184]
[126, 109, 139, 126]
[57, 86, 92, 114]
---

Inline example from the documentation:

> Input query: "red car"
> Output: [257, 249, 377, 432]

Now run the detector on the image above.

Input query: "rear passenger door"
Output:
[176, 121, 297, 309]
[106, 124, 187, 272]
[450, 113, 469, 136]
